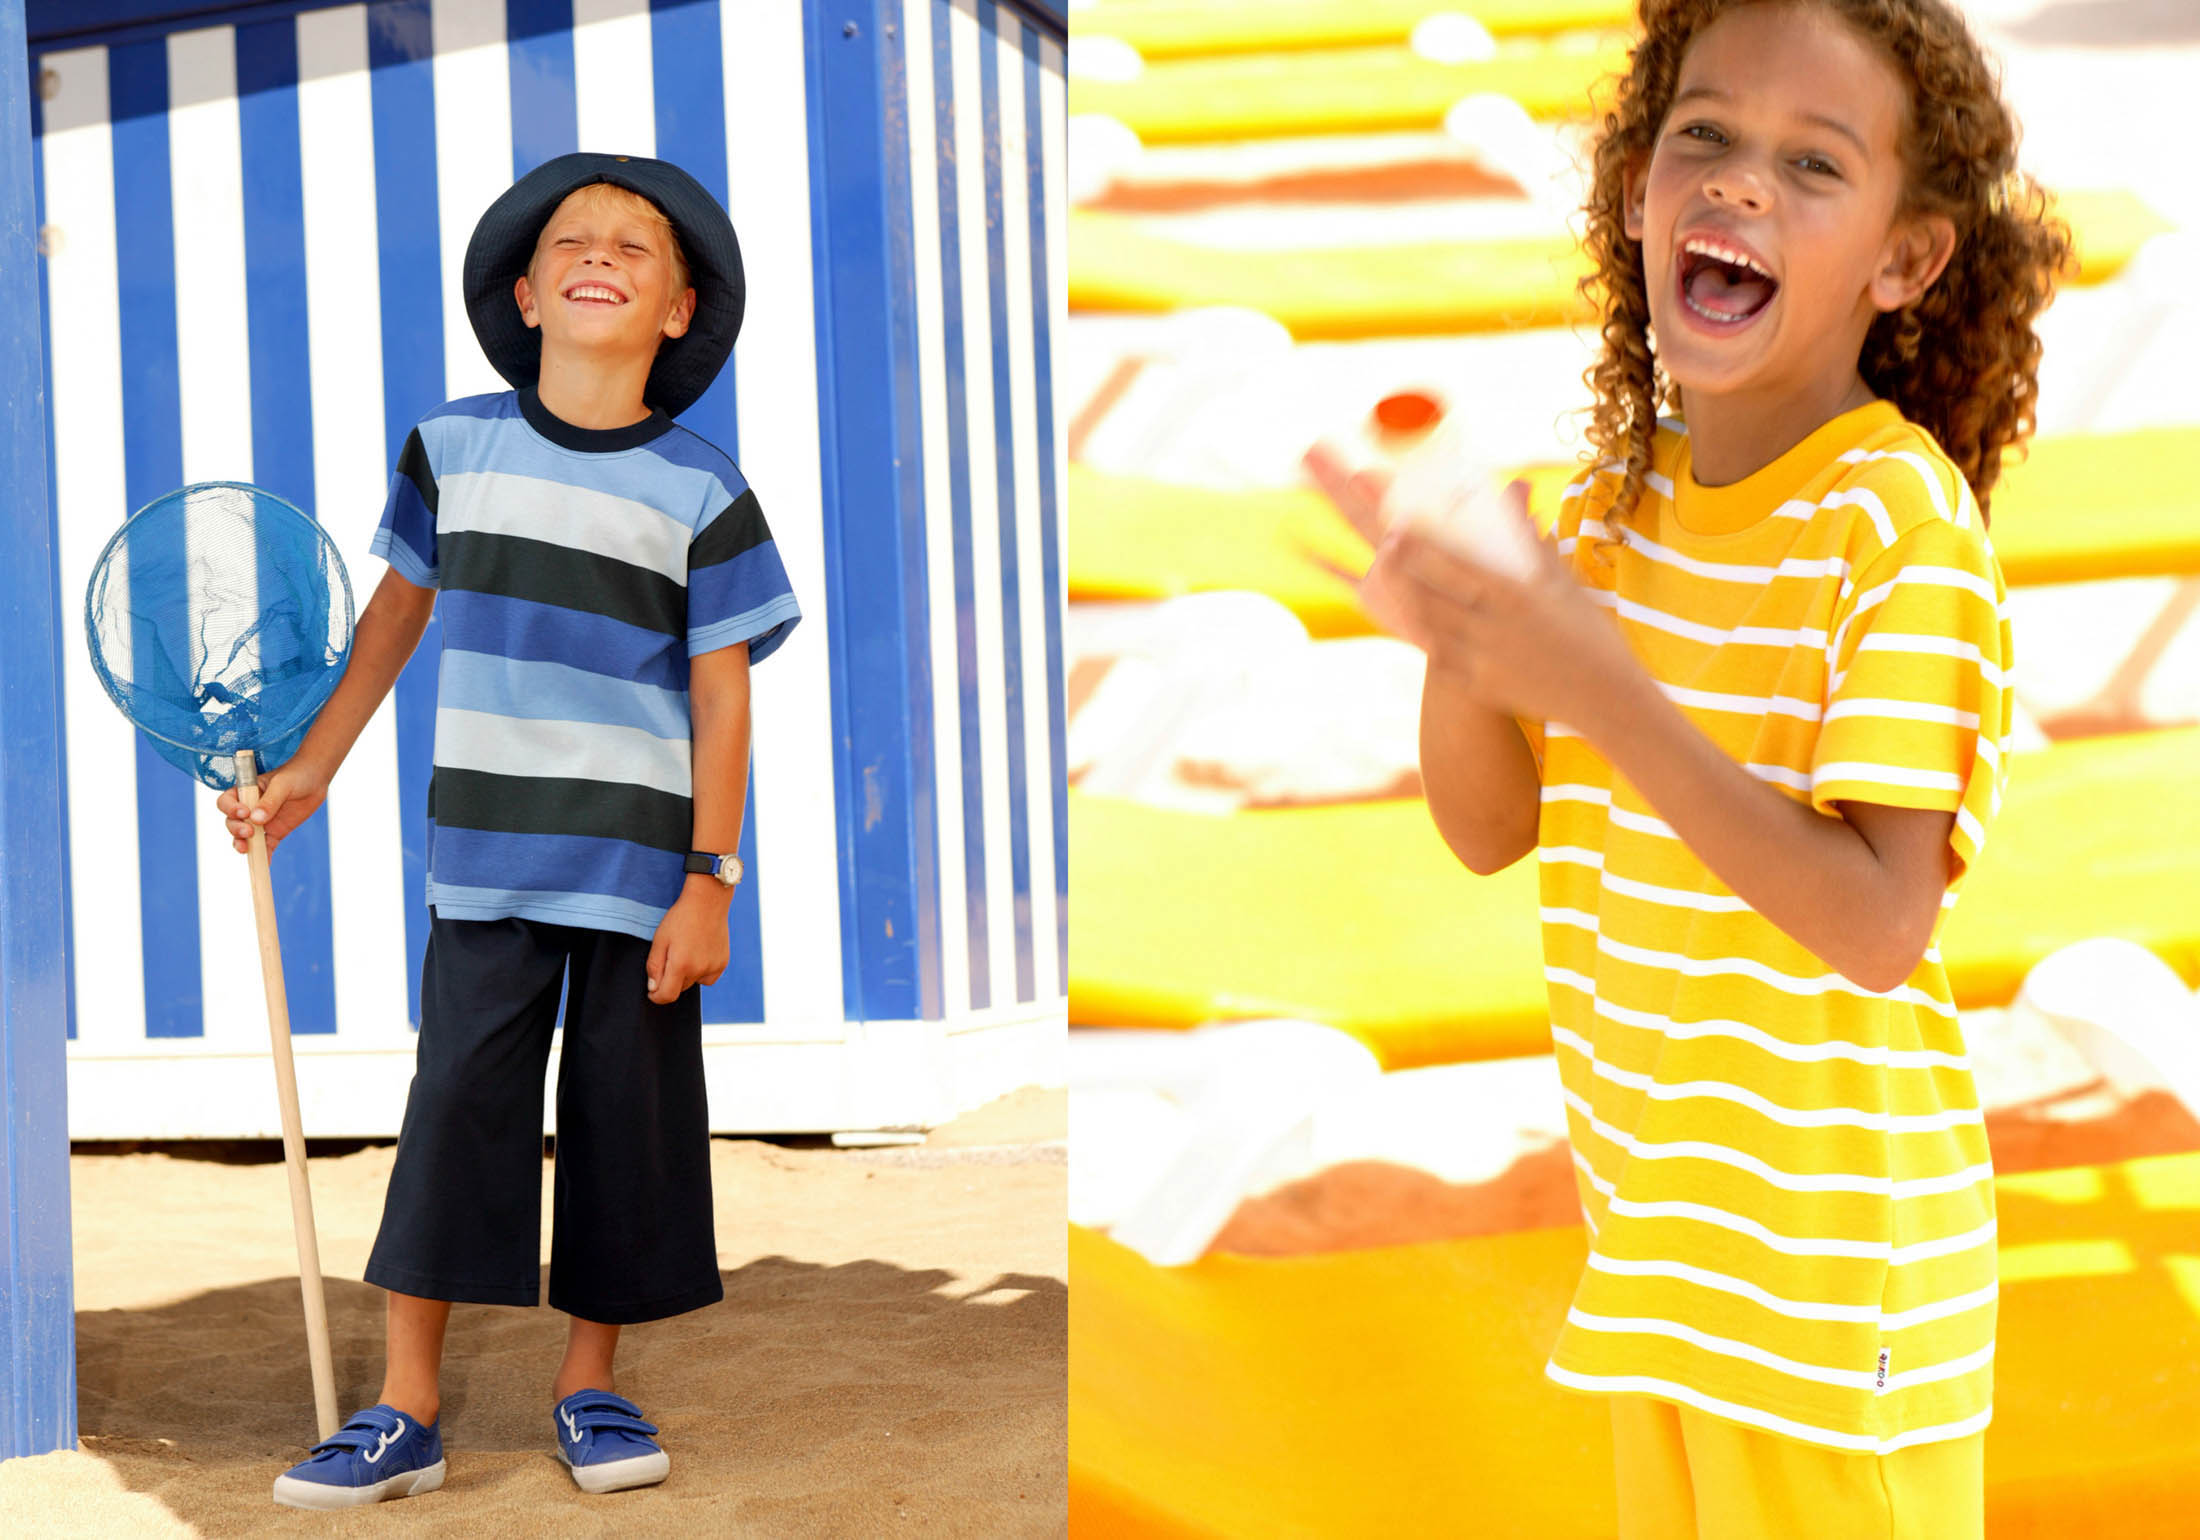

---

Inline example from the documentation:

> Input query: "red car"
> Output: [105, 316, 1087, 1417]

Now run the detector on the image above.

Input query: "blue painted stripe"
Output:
[366, 0, 446, 1027]
[108, 38, 205, 1040]
[236, 16, 340, 1035]
[439, 591, 690, 691]
[721, 755, 762, 1023]
[978, 0, 1035, 1004]
[437, 648, 689, 737]
[930, 0, 990, 1012]
[804, 1, 867, 1020]
[28, 69, 79, 1047]
[506, 0, 577, 177]
[805, 0, 932, 1021]
[653, 0, 763, 1024]
[878, 0, 944, 1021]
[1021, 26, 1065, 996]
[3, 1, 79, 1454]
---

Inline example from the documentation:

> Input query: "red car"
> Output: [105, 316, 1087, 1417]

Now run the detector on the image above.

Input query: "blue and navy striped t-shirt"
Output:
[369, 387, 801, 941]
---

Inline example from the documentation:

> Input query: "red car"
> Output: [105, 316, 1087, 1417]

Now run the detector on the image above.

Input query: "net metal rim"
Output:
[81, 478, 358, 758]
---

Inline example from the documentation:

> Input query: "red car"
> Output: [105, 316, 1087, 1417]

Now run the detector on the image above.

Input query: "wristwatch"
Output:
[684, 850, 744, 888]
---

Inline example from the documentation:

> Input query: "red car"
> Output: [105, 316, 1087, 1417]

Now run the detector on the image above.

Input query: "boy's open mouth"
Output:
[1676, 241, 1779, 327]
[564, 283, 627, 307]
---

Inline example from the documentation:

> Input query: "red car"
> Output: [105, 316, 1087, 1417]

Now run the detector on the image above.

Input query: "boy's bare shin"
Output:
[378, 1291, 452, 1424]
[553, 1316, 624, 1404]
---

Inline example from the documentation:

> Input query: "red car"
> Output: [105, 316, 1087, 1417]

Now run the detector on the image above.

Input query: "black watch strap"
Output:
[684, 851, 720, 875]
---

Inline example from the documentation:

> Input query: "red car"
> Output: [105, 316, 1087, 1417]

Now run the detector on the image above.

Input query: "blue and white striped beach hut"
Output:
[24, 0, 1067, 1138]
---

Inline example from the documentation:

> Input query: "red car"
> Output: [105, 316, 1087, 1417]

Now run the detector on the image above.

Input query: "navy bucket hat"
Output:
[463, 151, 745, 417]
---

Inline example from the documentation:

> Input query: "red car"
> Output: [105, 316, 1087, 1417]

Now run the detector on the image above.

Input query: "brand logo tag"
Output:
[1875, 1347, 1892, 1392]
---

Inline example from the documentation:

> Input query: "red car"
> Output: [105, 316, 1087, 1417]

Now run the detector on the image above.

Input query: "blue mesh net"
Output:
[84, 482, 355, 792]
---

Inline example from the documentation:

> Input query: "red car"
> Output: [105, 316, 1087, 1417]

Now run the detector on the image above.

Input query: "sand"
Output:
[0, 1088, 1066, 1539]
[1211, 1079, 2200, 1261]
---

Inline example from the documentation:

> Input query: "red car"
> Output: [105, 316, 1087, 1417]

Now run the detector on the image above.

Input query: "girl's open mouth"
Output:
[1675, 247, 1779, 332]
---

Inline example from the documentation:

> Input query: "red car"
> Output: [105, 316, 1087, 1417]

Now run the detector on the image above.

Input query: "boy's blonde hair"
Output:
[1577, 0, 2075, 551]
[528, 181, 692, 300]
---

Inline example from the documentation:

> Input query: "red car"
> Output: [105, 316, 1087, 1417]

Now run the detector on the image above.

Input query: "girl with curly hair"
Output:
[1348, 0, 2073, 1532]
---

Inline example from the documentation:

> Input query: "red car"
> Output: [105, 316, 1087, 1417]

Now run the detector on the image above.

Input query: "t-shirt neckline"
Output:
[1672, 399, 1902, 537]
[518, 385, 672, 453]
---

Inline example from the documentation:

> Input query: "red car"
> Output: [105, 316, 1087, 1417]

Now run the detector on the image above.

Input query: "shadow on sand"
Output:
[75, 1255, 1065, 1538]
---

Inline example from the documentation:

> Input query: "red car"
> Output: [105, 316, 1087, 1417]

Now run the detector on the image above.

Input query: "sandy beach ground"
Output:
[0, 1087, 1066, 1539]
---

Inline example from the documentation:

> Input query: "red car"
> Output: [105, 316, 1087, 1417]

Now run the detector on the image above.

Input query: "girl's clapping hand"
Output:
[1362, 482, 1642, 731]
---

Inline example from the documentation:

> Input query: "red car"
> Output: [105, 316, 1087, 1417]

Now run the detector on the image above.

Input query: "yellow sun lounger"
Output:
[1069, 727, 2200, 1069]
[1070, 36, 1633, 145]
[1068, 425, 2200, 628]
[1071, 792, 1550, 1068]
[1067, 462, 1570, 636]
[1069, 192, 2168, 338]
[1071, 1149, 2200, 1537]
[1079, 0, 1637, 58]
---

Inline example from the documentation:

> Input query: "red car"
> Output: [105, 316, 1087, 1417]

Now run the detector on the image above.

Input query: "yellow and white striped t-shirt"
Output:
[1523, 399, 2014, 1454]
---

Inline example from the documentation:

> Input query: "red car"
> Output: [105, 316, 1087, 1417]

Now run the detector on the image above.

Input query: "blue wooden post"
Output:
[803, 0, 944, 1024]
[0, 0, 79, 1462]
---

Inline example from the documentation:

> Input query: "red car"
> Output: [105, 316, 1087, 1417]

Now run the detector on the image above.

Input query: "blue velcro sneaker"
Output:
[271, 1404, 446, 1509]
[552, 1388, 671, 1493]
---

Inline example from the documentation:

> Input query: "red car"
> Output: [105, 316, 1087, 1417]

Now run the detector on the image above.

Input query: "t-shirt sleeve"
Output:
[369, 426, 437, 589]
[1809, 516, 2012, 879]
[687, 482, 802, 663]
[369, 426, 440, 589]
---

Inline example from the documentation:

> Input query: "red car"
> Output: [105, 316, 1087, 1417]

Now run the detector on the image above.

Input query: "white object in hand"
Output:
[1384, 418, 1543, 581]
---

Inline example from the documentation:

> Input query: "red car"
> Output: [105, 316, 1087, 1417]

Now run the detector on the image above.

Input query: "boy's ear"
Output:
[513, 273, 541, 331]
[662, 285, 697, 341]
[1870, 210, 1957, 313]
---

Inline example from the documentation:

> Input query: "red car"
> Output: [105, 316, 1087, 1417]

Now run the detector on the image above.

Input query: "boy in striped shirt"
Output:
[219, 152, 798, 1508]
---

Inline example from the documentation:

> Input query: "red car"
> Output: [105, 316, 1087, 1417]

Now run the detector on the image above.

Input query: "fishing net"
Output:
[84, 481, 355, 791]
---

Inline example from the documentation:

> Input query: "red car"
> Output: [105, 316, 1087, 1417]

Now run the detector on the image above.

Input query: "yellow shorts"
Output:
[1609, 1395, 1984, 1540]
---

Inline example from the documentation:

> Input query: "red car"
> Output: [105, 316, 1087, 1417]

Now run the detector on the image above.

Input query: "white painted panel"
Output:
[166, 26, 267, 1056]
[949, 0, 1017, 1011]
[40, 46, 148, 1054]
[1038, 36, 1068, 994]
[296, 3, 414, 1046]
[1039, 41, 1067, 633]
[572, 0, 656, 157]
[431, 0, 515, 401]
[902, 0, 972, 1022]
[996, 20, 1059, 1002]
[723, 0, 847, 1028]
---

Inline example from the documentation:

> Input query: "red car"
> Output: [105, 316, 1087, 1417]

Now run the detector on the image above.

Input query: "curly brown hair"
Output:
[1576, 0, 2075, 550]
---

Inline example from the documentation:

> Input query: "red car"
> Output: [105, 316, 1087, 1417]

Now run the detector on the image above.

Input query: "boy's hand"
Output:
[217, 756, 332, 857]
[646, 880, 733, 1005]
